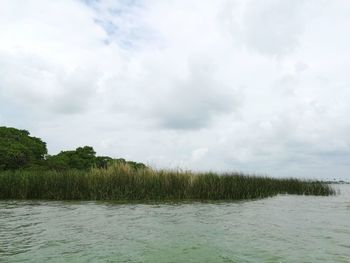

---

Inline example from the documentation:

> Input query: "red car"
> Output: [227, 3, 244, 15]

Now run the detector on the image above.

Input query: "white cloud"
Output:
[1, 0, 350, 180]
[241, 0, 307, 56]
[191, 148, 209, 162]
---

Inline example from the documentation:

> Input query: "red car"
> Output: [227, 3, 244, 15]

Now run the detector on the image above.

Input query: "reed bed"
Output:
[0, 163, 335, 201]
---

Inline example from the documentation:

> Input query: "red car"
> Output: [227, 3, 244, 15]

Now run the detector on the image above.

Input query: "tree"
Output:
[126, 161, 147, 170]
[46, 146, 97, 170]
[112, 158, 147, 170]
[0, 126, 147, 171]
[95, 156, 113, 169]
[0, 126, 47, 170]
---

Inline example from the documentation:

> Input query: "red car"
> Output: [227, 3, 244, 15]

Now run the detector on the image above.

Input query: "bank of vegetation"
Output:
[0, 126, 335, 201]
[0, 162, 334, 200]
[0, 126, 145, 171]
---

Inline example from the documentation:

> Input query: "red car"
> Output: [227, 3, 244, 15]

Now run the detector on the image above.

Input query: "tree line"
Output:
[0, 126, 146, 171]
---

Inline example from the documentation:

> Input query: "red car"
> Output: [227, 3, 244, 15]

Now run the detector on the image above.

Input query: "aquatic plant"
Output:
[0, 162, 335, 201]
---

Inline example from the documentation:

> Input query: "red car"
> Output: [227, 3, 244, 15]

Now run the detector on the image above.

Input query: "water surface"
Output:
[1, 185, 349, 262]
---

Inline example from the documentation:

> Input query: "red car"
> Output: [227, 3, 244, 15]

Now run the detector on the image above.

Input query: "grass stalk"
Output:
[0, 163, 335, 201]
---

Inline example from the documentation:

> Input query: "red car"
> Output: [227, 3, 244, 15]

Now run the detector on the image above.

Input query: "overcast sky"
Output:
[1, 0, 350, 180]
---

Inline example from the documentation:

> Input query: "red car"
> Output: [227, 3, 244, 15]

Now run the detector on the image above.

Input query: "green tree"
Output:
[0, 126, 147, 171]
[112, 158, 147, 170]
[126, 161, 147, 170]
[46, 146, 97, 170]
[95, 156, 113, 169]
[0, 126, 47, 170]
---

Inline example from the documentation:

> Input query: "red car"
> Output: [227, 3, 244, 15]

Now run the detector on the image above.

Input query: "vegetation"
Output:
[0, 127, 47, 170]
[0, 162, 335, 201]
[0, 126, 335, 201]
[0, 126, 146, 171]
[46, 146, 99, 170]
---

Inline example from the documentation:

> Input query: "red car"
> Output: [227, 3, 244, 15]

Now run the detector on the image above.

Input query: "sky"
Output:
[1, 0, 350, 180]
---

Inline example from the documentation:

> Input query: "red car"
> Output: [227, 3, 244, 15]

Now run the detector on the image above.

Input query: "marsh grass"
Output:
[0, 163, 335, 201]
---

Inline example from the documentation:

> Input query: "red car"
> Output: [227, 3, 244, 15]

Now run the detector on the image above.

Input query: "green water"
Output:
[1, 185, 349, 263]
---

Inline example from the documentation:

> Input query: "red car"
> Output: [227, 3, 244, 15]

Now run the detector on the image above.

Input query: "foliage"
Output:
[0, 126, 47, 170]
[46, 146, 97, 171]
[46, 149, 146, 171]
[113, 158, 147, 170]
[0, 163, 335, 201]
[95, 156, 113, 169]
[0, 126, 334, 201]
[0, 126, 146, 171]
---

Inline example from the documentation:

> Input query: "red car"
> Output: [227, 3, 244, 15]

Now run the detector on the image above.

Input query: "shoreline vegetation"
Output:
[0, 162, 335, 201]
[0, 126, 335, 201]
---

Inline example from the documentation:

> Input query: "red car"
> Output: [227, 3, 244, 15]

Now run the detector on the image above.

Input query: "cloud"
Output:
[150, 57, 241, 130]
[0, 52, 98, 115]
[88, 0, 157, 50]
[191, 148, 209, 162]
[1, 0, 350, 180]
[223, 0, 307, 57]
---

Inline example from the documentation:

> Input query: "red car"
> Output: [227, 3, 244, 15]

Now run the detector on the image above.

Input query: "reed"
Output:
[0, 163, 335, 201]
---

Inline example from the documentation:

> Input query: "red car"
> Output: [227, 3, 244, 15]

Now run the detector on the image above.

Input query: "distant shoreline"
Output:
[322, 181, 350, 184]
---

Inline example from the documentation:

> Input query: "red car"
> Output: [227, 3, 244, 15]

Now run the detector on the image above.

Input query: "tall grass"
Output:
[0, 163, 335, 201]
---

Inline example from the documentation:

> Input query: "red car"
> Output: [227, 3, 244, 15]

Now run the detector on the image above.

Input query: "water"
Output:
[1, 185, 349, 263]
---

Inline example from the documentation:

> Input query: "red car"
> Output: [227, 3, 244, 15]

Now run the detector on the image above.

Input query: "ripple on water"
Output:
[0, 185, 350, 263]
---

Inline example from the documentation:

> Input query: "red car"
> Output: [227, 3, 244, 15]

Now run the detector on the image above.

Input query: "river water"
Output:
[1, 185, 349, 263]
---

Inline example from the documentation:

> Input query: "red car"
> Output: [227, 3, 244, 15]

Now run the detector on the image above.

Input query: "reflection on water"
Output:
[1, 185, 349, 263]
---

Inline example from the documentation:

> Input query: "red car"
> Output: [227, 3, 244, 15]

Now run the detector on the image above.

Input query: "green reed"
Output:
[0, 163, 335, 201]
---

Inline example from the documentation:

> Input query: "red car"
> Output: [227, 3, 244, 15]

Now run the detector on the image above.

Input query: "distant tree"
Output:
[0, 126, 147, 172]
[112, 158, 146, 170]
[46, 146, 96, 170]
[95, 156, 113, 169]
[114, 158, 126, 165]
[45, 153, 70, 171]
[126, 161, 147, 170]
[73, 146, 96, 169]
[0, 126, 47, 170]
